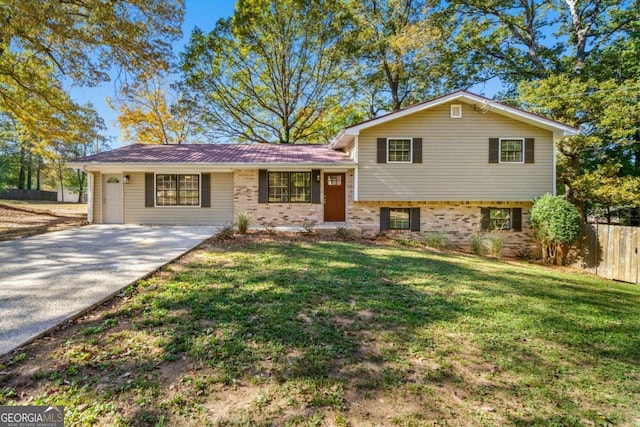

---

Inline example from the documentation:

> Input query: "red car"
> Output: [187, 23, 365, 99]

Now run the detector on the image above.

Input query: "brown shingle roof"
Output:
[71, 143, 353, 164]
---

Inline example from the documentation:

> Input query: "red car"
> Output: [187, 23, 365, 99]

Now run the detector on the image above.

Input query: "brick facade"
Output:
[234, 168, 536, 256]
[348, 200, 536, 256]
[233, 169, 325, 226]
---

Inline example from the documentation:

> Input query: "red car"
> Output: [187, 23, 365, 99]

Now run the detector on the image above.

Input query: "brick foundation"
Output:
[234, 168, 536, 256]
[348, 201, 537, 257]
[234, 169, 325, 226]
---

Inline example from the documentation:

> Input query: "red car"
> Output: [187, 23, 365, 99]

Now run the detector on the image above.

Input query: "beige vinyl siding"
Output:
[123, 172, 233, 225]
[93, 172, 102, 223]
[357, 102, 554, 201]
[343, 140, 356, 160]
[210, 172, 235, 222]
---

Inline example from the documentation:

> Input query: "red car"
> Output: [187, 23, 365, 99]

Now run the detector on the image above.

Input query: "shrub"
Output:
[530, 194, 581, 265]
[217, 223, 235, 241]
[301, 221, 316, 235]
[236, 212, 251, 234]
[470, 233, 484, 255]
[334, 225, 354, 240]
[424, 232, 447, 249]
[485, 234, 504, 259]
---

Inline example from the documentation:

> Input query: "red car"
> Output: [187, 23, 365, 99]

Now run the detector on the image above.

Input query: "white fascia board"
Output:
[345, 92, 466, 135]
[330, 131, 358, 149]
[331, 93, 469, 148]
[552, 139, 557, 196]
[69, 162, 357, 173]
[87, 172, 93, 223]
[353, 167, 359, 201]
[332, 91, 579, 142]
[432, 92, 579, 136]
[329, 129, 347, 147]
[481, 102, 579, 136]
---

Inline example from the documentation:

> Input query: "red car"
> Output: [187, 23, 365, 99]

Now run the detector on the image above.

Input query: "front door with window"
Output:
[103, 174, 123, 224]
[324, 173, 345, 222]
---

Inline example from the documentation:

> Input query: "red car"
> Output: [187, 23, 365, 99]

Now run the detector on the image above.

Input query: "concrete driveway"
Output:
[0, 225, 218, 356]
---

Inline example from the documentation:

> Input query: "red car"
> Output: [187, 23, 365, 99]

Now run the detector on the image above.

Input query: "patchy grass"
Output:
[1, 233, 639, 426]
[0, 199, 87, 213]
[0, 200, 86, 241]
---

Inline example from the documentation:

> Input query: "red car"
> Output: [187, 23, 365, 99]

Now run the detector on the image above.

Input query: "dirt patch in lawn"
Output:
[0, 202, 87, 241]
[1, 232, 638, 426]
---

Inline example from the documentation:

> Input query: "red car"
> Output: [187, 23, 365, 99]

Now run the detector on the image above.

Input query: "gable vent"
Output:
[450, 104, 462, 118]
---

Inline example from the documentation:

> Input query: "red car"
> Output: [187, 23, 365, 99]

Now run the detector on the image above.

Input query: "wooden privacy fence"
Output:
[578, 223, 639, 284]
[0, 189, 57, 201]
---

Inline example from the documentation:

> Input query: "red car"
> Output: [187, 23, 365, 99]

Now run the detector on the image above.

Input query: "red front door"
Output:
[324, 173, 345, 222]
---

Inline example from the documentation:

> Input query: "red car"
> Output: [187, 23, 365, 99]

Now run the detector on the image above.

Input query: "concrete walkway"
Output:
[0, 225, 218, 356]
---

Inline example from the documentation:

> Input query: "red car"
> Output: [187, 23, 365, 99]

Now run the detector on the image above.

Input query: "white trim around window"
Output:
[450, 104, 462, 118]
[499, 138, 525, 164]
[387, 137, 413, 163]
[154, 173, 202, 208]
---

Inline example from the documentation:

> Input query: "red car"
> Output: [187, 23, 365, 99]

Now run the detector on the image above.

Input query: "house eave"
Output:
[330, 131, 358, 150]
[332, 91, 579, 140]
[67, 161, 357, 173]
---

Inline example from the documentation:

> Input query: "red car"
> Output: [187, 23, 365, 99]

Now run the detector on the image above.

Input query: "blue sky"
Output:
[70, 0, 237, 147]
[70, 0, 501, 147]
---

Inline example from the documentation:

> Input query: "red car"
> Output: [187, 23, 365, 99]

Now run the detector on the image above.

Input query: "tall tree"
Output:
[448, 0, 640, 219]
[519, 75, 640, 218]
[0, 104, 110, 199]
[347, 0, 458, 114]
[181, 0, 362, 144]
[448, 0, 639, 87]
[109, 77, 198, 145]
[53, 104, 111, 202]
[0, 0, 184, 141]
[0, 114, 20, 189]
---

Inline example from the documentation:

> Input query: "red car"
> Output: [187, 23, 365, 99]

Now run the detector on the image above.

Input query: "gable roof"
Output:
[67, 143, 354, 169]
[330, 90, 580, 149]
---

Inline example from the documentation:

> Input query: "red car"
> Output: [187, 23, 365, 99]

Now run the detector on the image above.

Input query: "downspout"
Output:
[353, 136, 359, 202]
[552, 137, 557, 196]
[86, 168, 94, 224]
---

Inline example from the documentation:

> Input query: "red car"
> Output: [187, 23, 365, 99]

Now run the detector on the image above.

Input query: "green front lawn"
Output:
[2, 234, 639, 426]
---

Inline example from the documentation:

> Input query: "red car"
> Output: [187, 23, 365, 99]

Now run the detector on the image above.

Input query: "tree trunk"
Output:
[57, 161, 65, 203]
[382, 56, 402, 111]
[630, 208, 640, 226]
[18, 146, 26, 189]
[563, 153, 585, 219]
[76, 170, 86, 203]
[36, 156, 42, 191]
[556, 244, 565, 265]
[26, 149, 32, 190]
[543, 242, 555, 263]
[564, 0, 588, 74]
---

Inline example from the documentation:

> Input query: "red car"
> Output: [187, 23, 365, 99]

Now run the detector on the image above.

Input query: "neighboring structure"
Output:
[67, 90, 578, 254]
[58, 187, 87, 203]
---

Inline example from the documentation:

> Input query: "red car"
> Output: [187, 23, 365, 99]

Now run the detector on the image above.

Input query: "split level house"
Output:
[68, 90, 578, 255]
